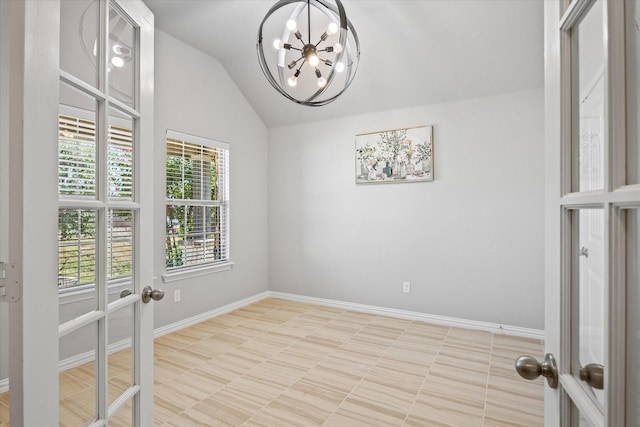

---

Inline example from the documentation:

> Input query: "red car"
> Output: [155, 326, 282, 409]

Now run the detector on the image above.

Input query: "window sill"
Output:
[162, 262, 234, 283]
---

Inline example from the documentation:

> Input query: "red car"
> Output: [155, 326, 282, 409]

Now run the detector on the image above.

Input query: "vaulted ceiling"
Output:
[144, 0, 544, 128]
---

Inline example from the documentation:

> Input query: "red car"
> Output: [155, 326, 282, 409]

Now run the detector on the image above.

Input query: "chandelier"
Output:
[257, 0, 361, 107]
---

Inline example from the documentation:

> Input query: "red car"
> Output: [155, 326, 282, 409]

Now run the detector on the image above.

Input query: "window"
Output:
[165, 130, 230, 274]
[57, 105, 134, 291]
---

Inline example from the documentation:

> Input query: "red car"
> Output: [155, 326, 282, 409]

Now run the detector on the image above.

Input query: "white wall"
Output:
[268, 88, 545, 330]
[152, 31, 270, 328]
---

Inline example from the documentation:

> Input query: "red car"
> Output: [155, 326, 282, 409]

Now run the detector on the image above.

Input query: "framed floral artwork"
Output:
[355, 125, 433, 184]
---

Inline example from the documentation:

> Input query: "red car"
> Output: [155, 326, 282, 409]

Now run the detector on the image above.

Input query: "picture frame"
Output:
[355, 125, 433, 184]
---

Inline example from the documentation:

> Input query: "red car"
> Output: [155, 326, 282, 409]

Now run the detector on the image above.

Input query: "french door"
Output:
[541, 0, 640, 425]
[2, 0, 156, 425]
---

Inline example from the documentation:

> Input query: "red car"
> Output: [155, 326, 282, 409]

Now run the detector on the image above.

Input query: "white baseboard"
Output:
[138, 290, 543, 341]
[268, 291, 544, 340]
[153, 291, 270, 338]
[0, 289, 542, 394]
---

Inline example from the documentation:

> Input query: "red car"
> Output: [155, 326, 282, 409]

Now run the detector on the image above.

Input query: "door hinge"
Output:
[0, 262, 21, 302]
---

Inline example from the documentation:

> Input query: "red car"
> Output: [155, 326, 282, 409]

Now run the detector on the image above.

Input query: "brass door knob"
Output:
[515, 353, 558, 389]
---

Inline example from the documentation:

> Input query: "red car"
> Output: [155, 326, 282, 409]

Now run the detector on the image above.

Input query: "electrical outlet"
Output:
[174, 289, 181, 303]
[403, 281, 411, 293]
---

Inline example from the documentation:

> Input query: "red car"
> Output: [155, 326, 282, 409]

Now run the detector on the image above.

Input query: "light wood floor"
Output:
[0, 298, 544, 426]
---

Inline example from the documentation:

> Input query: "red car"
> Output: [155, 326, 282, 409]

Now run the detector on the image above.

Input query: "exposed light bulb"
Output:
[335, 61, 345, 72]
[288, 69, 301, 87]
[273, 39, 282, 50]
[327, 22, 339, 35]
[111, 56, 124, 68]
[334, 43, 343, 54]
[315, 68, 326, 87]
[308, 54, 319, 67]
[286, 19, 297, 31]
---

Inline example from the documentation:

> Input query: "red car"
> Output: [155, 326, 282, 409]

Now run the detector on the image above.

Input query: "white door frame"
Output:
[0, 0, 12, 399]
[6, 1, 61, 424]
[543, 2, 564, 422]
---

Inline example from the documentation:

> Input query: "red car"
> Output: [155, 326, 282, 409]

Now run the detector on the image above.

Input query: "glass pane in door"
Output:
[108, 304, 133, 407]
[58, 209, 98, 314]
[60, 0, 98, 87]
[576, 0, 605, 192]
[627, 1, 640, 185]
[108, 5, 136, 108]
[627, 209, 640, 426]
[108, 108, 134, 199]
[109, 399, 133, 426]
[107, 209, 134, 286]
[571, 399, 599, 426]
[59, 322, 98, 425]
[577, 209, 605, 406]
[59, 82, 98, 199]
[0, 392, 7, 424]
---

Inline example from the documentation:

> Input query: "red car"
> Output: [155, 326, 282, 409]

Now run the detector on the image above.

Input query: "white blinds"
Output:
[165, 130, 230, 270]
[108, 122, 133, 199]
[59, 114, 96, 197]
[58, 112, 133, 199]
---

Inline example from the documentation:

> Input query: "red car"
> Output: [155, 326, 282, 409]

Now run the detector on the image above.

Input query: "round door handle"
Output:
[142, 285, 165, 303]
[515, 353, 558, 389]
[579, 363, 604, 390]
